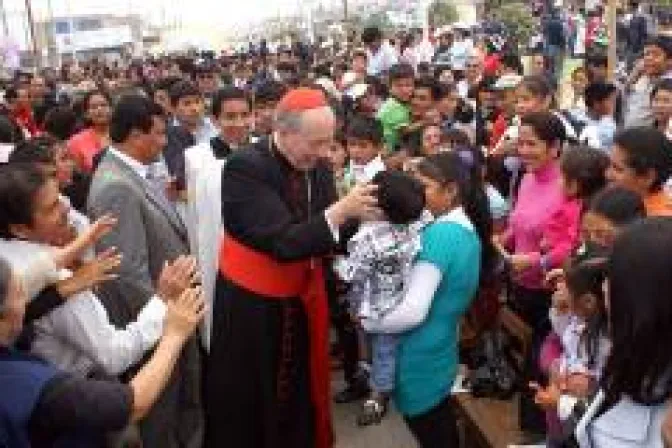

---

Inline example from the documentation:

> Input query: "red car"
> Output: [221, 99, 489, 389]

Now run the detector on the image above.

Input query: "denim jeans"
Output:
[545, 44, 565, 84]
[369, 333, 399, 393]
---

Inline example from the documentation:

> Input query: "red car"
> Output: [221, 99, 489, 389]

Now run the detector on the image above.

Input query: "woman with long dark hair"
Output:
[363, 152, 494, 447]
[571, 218, 672, 446]
[67, 90, 112, 173]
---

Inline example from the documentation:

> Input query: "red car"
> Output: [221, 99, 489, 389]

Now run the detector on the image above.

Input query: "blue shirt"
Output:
[394, 216, 481, 417]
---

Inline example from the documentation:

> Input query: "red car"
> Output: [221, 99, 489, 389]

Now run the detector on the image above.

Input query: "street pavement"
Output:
[332, 374, 419, 448]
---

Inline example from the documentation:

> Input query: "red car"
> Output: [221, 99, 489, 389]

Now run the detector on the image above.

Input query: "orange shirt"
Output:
[644, 190, 672, 217]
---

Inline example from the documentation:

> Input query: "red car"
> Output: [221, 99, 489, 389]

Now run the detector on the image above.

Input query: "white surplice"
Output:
[184, 140, 227, 351]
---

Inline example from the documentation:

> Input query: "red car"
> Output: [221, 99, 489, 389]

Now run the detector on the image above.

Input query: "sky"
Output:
[6, 0, 310, 26]
[1, 0, 322, 48]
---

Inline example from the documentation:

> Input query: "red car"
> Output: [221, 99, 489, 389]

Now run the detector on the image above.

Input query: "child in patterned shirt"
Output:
[337, 170, 432, 426]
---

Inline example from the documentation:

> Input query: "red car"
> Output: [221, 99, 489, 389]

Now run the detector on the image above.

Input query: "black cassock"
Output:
[204, 137, 339, 448]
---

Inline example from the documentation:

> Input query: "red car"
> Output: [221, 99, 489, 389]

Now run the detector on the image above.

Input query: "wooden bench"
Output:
[454, 306, 533, 448]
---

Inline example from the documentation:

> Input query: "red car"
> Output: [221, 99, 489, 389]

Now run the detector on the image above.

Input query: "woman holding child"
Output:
[362, 151, 494, 447]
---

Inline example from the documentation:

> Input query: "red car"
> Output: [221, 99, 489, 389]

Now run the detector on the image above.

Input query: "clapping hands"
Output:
[157, 256, 200, 302]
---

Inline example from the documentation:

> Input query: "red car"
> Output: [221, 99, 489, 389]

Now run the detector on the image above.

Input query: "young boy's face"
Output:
[347, 138, 380, 165]
[643, 44, 670, 78]
[327, 141, 347, 172]
[437, 91, 459, 118]
[530, 54, 546, 76]
[175, 95, 205, 129]
[411, 87, 434, 119]
[352, 55, 367, 74]
[498, 88, 518, 116]
[390, 77, 414, 103]
[254, 101, 277, 135]
[217, 98, 251, 146]
[601, 92, 617, 117]
[586, 63, 608, 83]
[652, 88, 672, 125]
[591, 92, 617, 117]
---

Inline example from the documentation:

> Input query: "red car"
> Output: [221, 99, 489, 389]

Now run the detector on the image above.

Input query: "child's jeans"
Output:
[370, 333, 399, 394]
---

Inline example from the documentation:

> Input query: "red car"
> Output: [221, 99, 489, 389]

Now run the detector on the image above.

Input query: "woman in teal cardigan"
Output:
[363, 151, 495, 447]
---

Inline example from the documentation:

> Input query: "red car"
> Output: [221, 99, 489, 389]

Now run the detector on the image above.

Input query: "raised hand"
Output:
[163, 286, 206, 342]
[58, 248, 122, 297]
[157, 255, 200, 302]
[339, 183, 380, 220]
[529, 381, 561, 410]
[82, 214, 118, 246]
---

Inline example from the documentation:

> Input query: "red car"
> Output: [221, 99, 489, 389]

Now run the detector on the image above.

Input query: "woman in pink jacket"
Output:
[499, 112, 569, 435]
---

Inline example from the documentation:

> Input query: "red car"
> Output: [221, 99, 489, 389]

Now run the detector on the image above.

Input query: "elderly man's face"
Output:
[278, 107, 335, 171]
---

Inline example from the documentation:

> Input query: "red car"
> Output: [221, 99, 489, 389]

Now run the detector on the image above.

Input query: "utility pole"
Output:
[0, 0, 8, 37]
[46, 0, 56, 67]
[24, 0, 40, 69]
[606, 0, 617, 81]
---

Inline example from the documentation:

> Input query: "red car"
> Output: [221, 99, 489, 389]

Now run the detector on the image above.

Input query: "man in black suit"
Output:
[163, 80, 218, 193]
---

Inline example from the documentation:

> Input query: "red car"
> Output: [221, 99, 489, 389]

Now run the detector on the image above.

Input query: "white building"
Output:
[35, 14, 158, 66]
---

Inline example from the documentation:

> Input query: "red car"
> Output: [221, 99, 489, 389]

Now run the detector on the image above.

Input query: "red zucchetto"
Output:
[276, 88, 328, 113]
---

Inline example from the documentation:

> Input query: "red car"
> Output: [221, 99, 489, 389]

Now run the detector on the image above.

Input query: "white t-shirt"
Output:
[449, 40, 473, 71]
[367, 43, 399, 76]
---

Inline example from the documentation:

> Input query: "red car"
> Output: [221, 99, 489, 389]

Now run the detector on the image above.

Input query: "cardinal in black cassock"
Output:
[204, 89, 346, 448]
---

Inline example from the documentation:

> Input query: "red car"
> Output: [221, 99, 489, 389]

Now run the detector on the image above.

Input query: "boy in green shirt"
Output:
[377, 63, 414, 154]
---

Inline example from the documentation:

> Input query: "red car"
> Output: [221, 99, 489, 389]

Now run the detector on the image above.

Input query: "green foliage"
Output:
[428, 1, 459, 28]
[496, 2, 536, 45]
[363, 12, 393, 31]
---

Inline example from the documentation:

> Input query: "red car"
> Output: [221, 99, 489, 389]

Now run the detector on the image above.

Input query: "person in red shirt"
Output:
[67, 90, 112, 173]
[6, 84, 40, 138]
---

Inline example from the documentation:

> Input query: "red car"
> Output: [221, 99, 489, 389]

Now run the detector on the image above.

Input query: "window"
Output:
[54, 21, 70, 34]
[76, 19, 102, 31]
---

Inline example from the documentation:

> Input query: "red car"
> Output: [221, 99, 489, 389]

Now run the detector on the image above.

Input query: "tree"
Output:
[363, 11, 393, 32]
[484, 0, 524, 8]
[428, 1, 459, 28]
[497, 2, 536, 46]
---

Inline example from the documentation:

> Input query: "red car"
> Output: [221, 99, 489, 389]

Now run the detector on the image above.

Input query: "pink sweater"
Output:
[542, 197, 582, 270]
[505, 162, 568, 289]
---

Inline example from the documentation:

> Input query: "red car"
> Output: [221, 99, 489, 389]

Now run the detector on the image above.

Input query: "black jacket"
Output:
[163, 124, 196, 190]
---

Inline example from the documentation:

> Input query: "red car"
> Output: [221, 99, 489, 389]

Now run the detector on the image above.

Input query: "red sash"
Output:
[219, 235, 333, 448]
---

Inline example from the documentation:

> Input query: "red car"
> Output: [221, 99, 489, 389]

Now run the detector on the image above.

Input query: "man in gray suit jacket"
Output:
[88, 94, 203, 448]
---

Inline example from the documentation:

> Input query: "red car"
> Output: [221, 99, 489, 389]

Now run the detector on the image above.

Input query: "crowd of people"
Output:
[1, 1, 672, 447]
